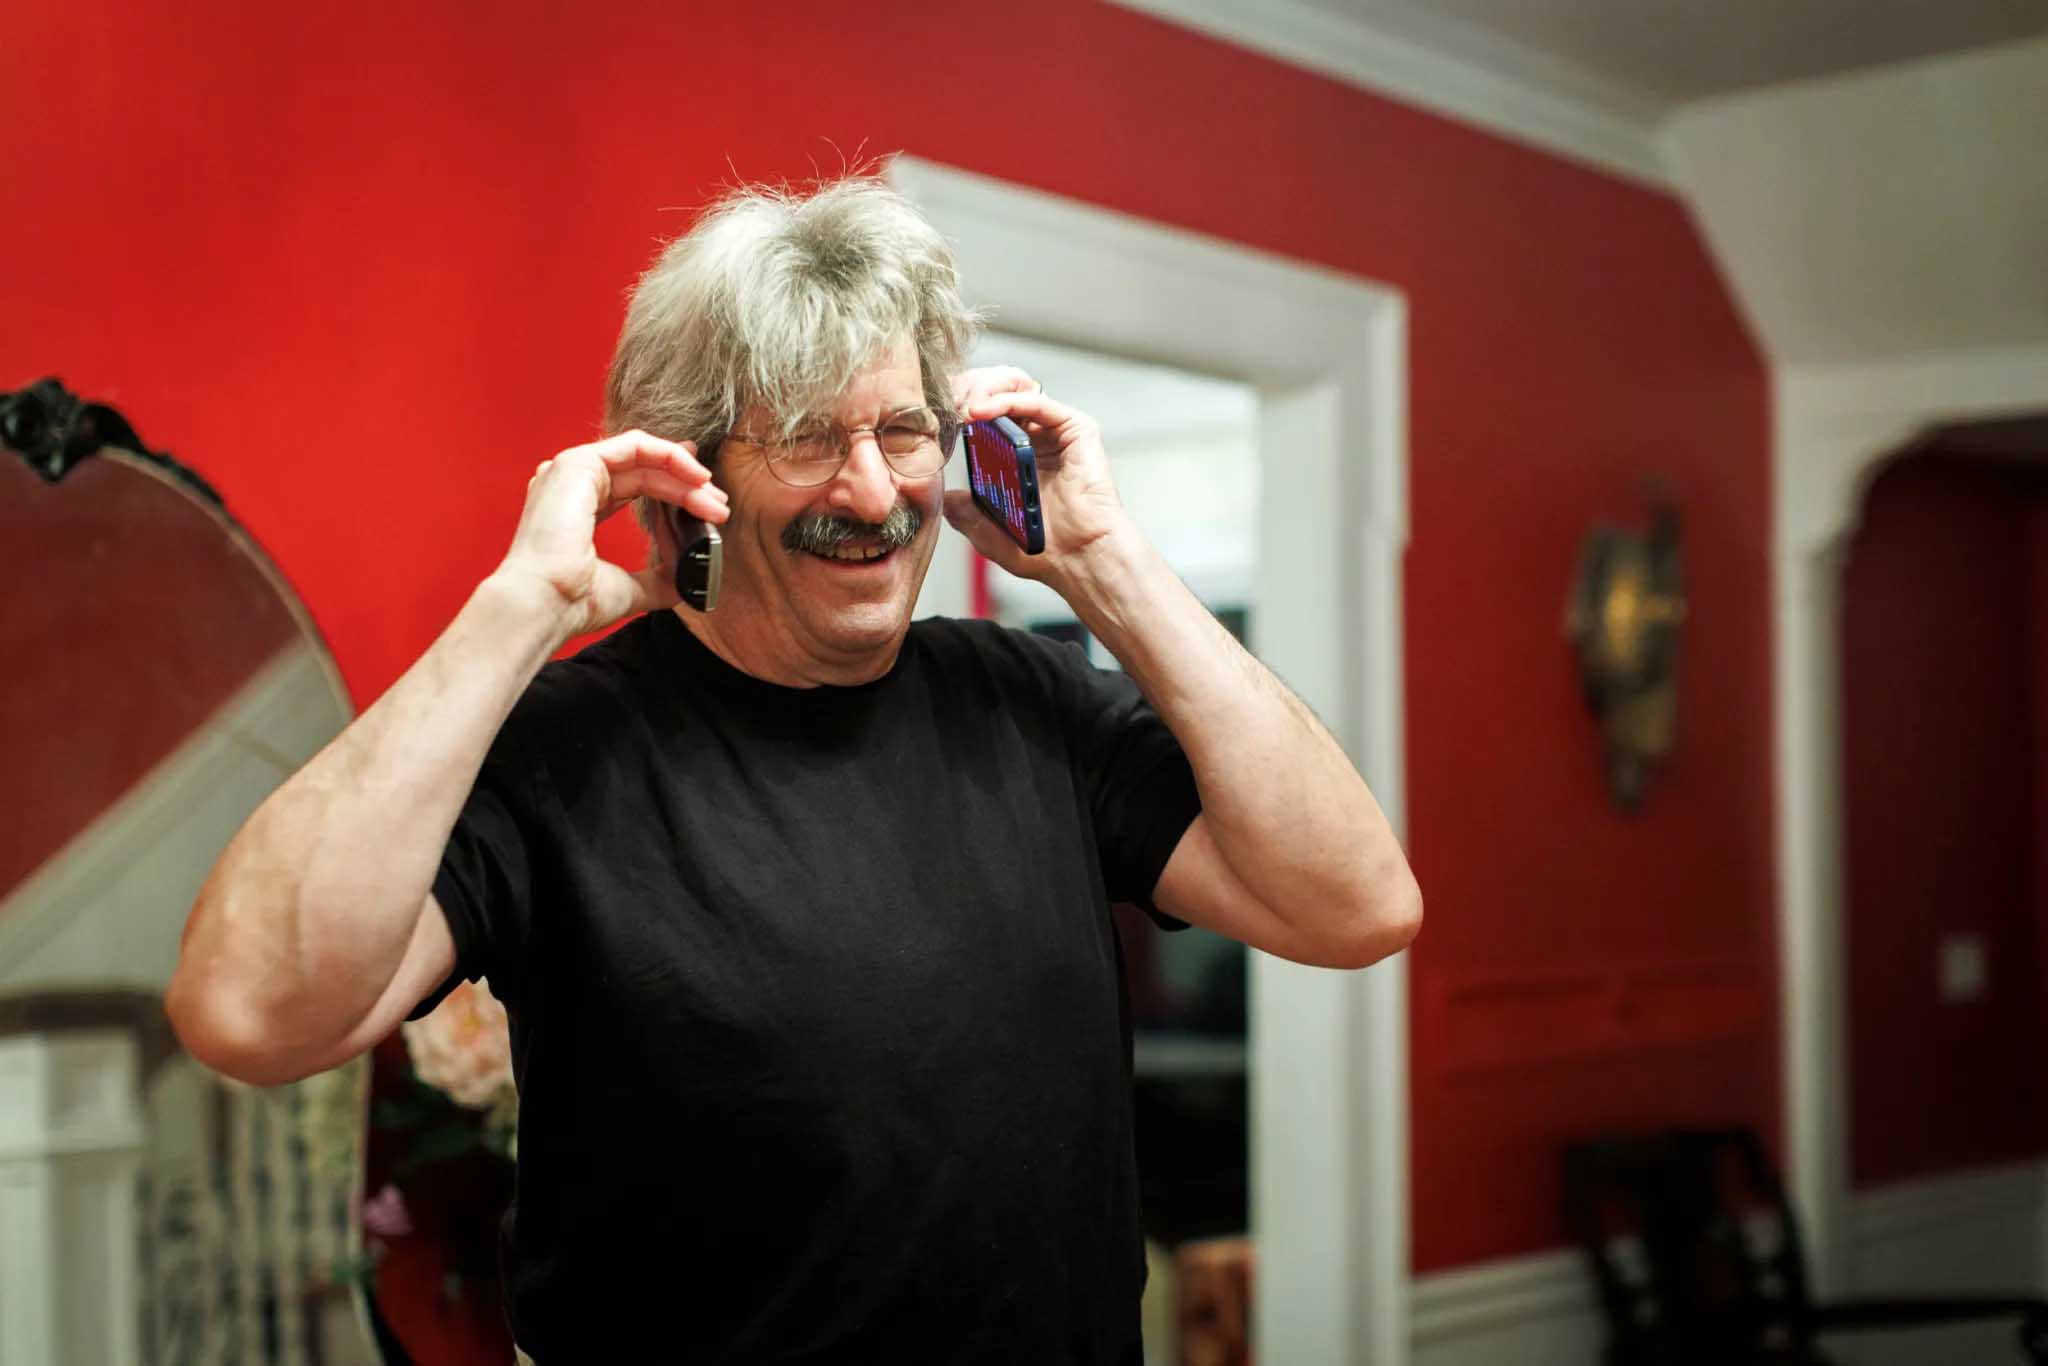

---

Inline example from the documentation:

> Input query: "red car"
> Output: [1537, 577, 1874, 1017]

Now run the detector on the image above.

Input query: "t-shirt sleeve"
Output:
[405, 707, 541, 1020]
[1022, 632, 1203, 930]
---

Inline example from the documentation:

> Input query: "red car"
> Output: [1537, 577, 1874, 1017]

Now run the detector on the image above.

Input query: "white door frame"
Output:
[1774, 343, 2048, 1294]
[889, 156, 1412, 1366]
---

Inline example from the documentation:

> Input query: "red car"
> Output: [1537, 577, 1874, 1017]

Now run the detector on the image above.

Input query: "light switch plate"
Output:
[1938, 933, 1988, 1003]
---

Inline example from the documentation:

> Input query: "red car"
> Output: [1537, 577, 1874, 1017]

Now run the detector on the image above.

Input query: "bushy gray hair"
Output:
[605, 173, 986, 542]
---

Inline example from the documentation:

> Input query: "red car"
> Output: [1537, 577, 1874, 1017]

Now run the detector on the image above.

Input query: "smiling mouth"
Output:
[782, 502, 923, 565]
[804, 540, 896, 565]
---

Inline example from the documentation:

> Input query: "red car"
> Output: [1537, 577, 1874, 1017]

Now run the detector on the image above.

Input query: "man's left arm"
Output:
[944, 385, 1421, 971]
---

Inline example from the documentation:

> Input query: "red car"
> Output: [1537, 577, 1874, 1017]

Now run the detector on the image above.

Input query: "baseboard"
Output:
[1849, 1160, 2048, 1245]
[1408, 1160, 2048, 1364]
[1411, 1246, 1592, 1343]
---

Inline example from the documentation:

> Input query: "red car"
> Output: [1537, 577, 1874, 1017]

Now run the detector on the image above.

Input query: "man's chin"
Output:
[800, 602, 913, 660]
[789, 571, 914, 642]
[780, 537, 933, 656]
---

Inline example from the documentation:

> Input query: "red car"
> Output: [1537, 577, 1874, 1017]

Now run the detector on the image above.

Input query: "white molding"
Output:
[1782, 344, 2048, 439]
[1406, 1163, 2048, 1360]
[0, 1032, 145, 1160]
[0, 1031, 146, 1365]
[1410, 1246, 1591, 1343]
[888, 155, 1411, 1366]
[0, 641, 349, 984]
[1850, 1162, 2048, 1244]
[1106, 0, 1671, 187]
[1773, 345, 2048, 1296]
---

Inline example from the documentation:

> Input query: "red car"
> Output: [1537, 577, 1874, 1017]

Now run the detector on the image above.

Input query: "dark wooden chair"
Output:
[1562, 1126, 2048, 1365]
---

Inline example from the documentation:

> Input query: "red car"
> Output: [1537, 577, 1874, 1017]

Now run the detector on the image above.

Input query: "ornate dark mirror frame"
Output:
[1, 377, 387, 1365]
[2, 376, 220, 500]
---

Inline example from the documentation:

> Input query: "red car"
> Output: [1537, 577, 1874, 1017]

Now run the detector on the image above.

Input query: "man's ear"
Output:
[643, 497, 679, 570]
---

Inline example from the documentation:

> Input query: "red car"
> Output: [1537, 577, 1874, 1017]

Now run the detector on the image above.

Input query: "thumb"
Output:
[628, 562, 683, 615]
[943, 490, 1032, 578]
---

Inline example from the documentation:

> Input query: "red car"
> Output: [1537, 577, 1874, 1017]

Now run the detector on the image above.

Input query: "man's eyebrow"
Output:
[806, 400, 931, 426]
[850, 401, 932, 421]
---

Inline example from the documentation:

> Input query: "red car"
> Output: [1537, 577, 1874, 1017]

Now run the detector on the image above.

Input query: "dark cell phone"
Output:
[963, 415, 1046, 555]
[673, 516, 722, 612]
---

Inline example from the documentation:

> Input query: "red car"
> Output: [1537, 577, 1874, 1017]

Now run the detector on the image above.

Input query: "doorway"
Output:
[966, 332, 1261, 1363]
[1833, 421, 2048, 1359]
[1775, 349, 2048, 1297]
[892, 155, 1412, 1365]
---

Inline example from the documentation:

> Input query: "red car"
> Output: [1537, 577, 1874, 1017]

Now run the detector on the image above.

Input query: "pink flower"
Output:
[401, 979, 515, 1109]
[361, 1182, 414, 1238]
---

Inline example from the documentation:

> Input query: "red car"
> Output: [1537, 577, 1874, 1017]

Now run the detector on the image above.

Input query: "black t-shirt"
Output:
[411, 610, 1202, 1364]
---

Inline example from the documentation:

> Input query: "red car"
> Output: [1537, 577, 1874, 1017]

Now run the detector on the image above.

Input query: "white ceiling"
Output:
[1111, 0, 2048, 182]
[1293, 0, 2048, 105]
[1664, 36, 2048, 364]
[1114, 1, 2048, 367]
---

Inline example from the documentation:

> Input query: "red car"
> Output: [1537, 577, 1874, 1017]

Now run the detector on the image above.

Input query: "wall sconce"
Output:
[1565, 486, 1687, 812]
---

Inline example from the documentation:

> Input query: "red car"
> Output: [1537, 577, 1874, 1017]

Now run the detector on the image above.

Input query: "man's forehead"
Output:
[742, 393, 925, 426]
[858, 392, 928, 414]
[805, 388, 929, 423]
[837, 353, 924, 409]
[744, 340, 924, 423]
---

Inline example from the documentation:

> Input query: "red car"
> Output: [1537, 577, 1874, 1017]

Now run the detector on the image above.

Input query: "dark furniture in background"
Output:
[1563, 1126, 2048, 1365]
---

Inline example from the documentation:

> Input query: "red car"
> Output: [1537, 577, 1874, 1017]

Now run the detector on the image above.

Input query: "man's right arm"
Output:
[167, 574, 563, 1085]
[166, 431, 725, 1087]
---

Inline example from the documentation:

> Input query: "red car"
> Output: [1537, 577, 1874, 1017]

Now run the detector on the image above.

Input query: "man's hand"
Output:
[951, 364, 1041, 415]
[496, 430, 729, 644]
[172, 426, 726, 1086]
[943, 386, 1133, 597]
[944, 387, 1419, 972]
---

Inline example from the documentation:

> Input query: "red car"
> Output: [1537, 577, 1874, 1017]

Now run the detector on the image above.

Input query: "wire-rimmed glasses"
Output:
[720, 407, 961, 487]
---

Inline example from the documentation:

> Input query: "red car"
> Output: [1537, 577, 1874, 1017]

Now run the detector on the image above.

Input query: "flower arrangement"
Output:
[399, 979, 518, 1157]
[342, 979, 519, 1310]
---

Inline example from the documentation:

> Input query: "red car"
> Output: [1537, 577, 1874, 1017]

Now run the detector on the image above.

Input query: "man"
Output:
[169, 174, 1420, 1363]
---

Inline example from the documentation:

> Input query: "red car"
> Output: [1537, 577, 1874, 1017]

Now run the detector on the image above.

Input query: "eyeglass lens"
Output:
[767, 410, 956, 486]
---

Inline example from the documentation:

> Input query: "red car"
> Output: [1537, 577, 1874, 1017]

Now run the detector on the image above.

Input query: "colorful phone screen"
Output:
[964, 417, 1043, 553]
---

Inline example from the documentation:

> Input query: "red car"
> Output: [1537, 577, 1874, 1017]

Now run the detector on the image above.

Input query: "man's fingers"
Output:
[941, 489, 1031, 577]
[596, 468, 729, 522]
[604, 466, 726, 507]
[529, 434, 715, 514]
[685, 483, 732, 521]
[563, 429, 713, 486]
[953, 366, 1042, 408]
[578, 428, 699, 466]
[961, 387, 1085, 436]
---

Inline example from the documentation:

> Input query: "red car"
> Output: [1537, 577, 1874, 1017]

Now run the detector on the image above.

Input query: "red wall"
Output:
[1842, 457, 2048, 1188]
[4, 0, 1772, 1279]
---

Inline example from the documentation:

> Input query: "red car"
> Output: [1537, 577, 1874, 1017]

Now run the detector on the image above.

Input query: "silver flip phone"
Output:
[675, 519, 722, 612]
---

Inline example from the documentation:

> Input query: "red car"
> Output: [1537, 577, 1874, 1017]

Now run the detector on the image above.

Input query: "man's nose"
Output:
[826, 433, 901, 525]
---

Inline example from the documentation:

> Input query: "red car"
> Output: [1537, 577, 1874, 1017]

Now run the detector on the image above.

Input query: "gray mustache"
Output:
[781, 502, 923, 555]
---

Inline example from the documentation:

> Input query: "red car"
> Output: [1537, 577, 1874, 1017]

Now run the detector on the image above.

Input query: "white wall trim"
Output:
[1411, 1246, 1592, 1343]
[1409, 1162, 2048, 1362]
[888, 155, 1412, 1366]
[0, 641, 344, 980]
[1849, 1162, 2048, 1245]
[1774, 344, 2048, 1296]
[1784, 345, 2048, 435]
[1106, 0, 1671, 187]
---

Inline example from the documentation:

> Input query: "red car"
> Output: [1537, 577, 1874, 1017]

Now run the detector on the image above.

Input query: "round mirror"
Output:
[0, 380, 380, 1365]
